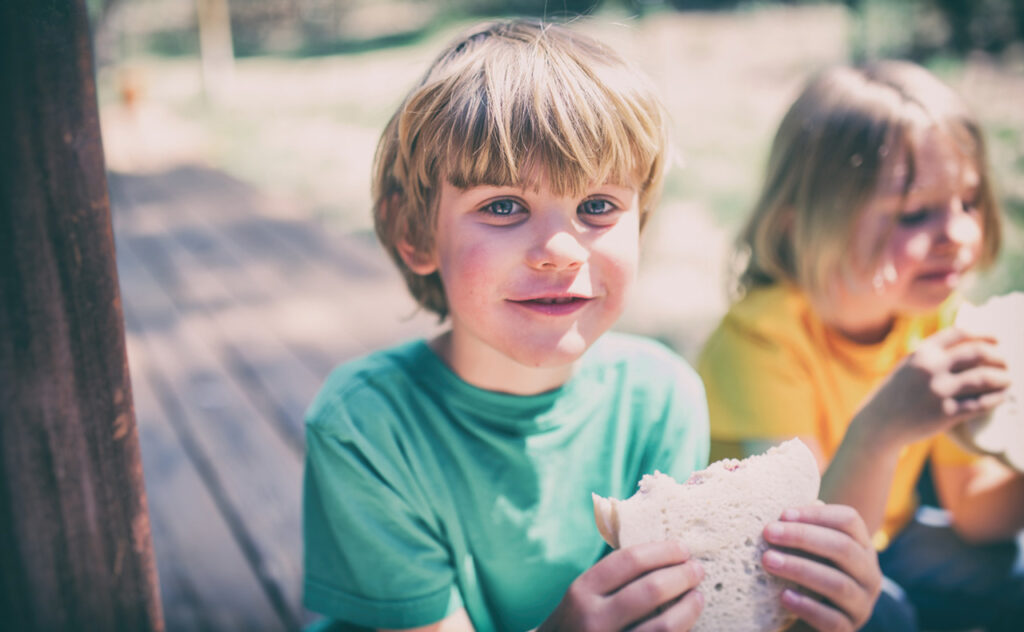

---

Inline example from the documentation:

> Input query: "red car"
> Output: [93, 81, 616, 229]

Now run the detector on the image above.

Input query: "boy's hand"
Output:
[762, 504, 881, 632]
[537, 540, 704, 632]
[861, 327, 1009, 446]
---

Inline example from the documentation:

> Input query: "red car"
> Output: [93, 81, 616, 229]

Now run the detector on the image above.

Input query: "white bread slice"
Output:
[593, 438, 820, 632]
[950, 292, 1024, 472]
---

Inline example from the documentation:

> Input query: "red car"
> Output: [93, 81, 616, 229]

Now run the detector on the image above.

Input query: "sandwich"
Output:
[950, 292, 1024, 471]
[592, 438, 820, 632]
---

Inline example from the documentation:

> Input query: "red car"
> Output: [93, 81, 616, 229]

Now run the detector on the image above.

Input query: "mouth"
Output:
[915, 267, 966, 288]
[509, 295, 593, 315]
[523, 296, 585, 304]
[917, 255, 975, 282]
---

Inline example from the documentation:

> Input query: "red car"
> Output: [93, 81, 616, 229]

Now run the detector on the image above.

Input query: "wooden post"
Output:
[0, 1, 164, 630]
[197, 0, 235, 103]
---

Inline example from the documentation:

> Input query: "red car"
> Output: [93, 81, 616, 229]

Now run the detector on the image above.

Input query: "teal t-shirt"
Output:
[302, 332, 709, 631]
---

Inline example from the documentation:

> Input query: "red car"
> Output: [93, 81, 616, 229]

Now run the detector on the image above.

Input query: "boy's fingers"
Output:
[583, 541, 690, 595]
[777, 505, 872, 548]
[630, 588, 704, 632]
[607, 561, 705, 629]
[764, 518, 879, 591]
[781, 588, 858, 632]
[763, 549, 872, 622]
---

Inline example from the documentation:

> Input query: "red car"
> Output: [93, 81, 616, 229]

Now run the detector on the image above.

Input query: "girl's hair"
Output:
[735, 60, 1002, 301]
[372, 19, 671, 319]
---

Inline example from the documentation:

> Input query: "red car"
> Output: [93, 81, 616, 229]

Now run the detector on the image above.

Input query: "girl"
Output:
[698, 60, 1024, 631]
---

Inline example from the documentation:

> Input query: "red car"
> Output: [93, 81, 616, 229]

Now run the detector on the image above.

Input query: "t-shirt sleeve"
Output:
[698, 318, 821, 444]
[302, 390, 463, 629]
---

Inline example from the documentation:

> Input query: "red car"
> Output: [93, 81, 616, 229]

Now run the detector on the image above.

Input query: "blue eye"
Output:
[483, 199, 524, 216]
[579, 199, 614, 215]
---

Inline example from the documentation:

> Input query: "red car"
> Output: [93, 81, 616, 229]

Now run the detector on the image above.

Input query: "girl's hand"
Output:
[762, 504, 881, 632]
[861, 327, 1009, 446]
[537, 541, 705, 632]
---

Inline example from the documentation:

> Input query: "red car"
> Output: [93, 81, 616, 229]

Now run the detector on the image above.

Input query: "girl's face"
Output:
[834, 128, 985, 338]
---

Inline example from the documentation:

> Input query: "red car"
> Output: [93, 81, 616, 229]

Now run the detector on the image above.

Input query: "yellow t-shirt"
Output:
[697, 284, 975, 549]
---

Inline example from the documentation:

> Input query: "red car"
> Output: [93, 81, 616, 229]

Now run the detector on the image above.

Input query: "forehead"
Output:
[875, 127, 979, 201]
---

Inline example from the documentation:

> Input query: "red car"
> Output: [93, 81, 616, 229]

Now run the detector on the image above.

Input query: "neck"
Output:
[812, 295, 896, 345]
[429, 331, 575, 395]
[829, 316, 896, 345]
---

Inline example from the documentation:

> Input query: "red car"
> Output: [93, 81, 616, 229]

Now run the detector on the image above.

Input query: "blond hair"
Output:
[372, 19, 670, 319]
[735, 60, 1002, 301]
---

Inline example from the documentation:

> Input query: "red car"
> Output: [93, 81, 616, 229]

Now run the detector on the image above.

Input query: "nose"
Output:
[525, 222, 588, 271]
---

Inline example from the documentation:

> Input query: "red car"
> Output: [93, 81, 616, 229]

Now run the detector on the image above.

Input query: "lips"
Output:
[918, 269, 958, 279]
[913, 266, 966, 291]
[509, 295, 593, 315]
[529, 296, 579, 305]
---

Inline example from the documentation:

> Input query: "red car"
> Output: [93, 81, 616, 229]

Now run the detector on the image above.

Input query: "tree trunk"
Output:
[0, 1, 164, 630]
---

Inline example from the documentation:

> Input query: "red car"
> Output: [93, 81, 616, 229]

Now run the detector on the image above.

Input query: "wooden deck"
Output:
[109, 166, 437, 631]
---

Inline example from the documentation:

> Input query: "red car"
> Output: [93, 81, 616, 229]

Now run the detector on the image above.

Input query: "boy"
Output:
[303, 20, 879, 631]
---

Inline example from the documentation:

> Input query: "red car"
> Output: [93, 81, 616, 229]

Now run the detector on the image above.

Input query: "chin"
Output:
[902, 291, 954, 315]
[507, 331, 595, 369]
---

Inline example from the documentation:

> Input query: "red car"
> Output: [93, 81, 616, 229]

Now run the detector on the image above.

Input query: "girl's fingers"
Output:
[948, 390, 1007, 418]
[947, 366, 1011, 398]
[762, 548, 871, 622]
[930, 326, 996, 350]
[929, 325, 983, 350]
[630, 588, 704, 632]
[582, 541, 691, 595]
[781, 588, 857, 632]
[607, 560, 705, 629]
[947, 341, 1007, 372]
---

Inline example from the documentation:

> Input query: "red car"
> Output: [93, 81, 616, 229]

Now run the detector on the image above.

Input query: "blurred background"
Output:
[83, 1, 1024, 629]
[92, 0, 1024, 356]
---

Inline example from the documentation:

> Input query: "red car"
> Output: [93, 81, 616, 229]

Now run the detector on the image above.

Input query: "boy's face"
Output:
[407, 179, 640, 392]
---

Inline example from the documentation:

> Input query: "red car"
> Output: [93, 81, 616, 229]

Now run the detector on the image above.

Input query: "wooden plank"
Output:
[134, 166, 393, 278]
[126, 329, 286, 632]
[114, 221, 305, 629]
[110, 174, 318, 451]
[111, 169, 437, 377]
[110, 169, 435, 408]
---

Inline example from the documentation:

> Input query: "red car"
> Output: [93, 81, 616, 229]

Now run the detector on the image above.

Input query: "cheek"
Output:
[954, 214, 984, 254]
[598, 219, 641, 285]
[897, 232, 933, 264]
[436, 236, 514, 309]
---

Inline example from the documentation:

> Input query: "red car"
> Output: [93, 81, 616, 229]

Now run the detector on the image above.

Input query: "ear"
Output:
[396, 238, 438, 276]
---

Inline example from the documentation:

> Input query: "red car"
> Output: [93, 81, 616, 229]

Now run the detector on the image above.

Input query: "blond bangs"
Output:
[411, 23, 666, 210]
